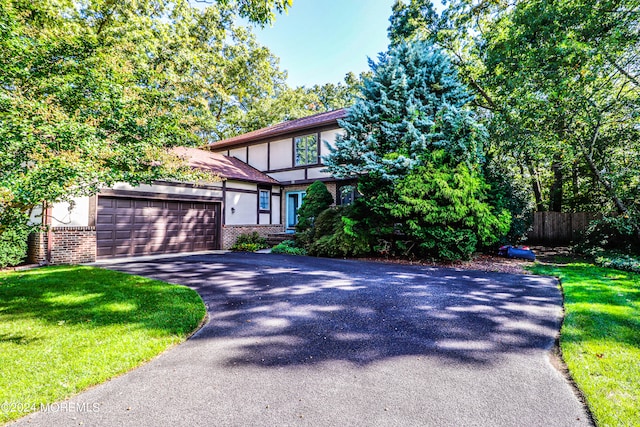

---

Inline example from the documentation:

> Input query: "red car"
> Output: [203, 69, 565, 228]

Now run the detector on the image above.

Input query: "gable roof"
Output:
[209, 108, 347, 150]
[173, 146, 279, 185]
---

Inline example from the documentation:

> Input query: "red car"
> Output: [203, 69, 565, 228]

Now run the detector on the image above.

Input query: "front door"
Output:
[286, 191, 305, 232]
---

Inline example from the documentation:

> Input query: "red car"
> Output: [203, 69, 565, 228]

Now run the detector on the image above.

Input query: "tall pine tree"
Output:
[324, 40, 509, 260]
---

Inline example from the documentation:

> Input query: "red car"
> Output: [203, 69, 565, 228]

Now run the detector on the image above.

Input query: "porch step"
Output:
[266, 233, 293, 246]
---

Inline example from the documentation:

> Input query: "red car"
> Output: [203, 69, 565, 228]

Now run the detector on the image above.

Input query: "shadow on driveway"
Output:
[105, 253, 562, 369]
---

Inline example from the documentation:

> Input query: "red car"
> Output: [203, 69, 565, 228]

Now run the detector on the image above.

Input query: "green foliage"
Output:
[0, 208, 32, 268]
[482, 159, 534, 245]
[595, 252, 640, 274]
[230, 232, 268, 251]
[307, 207, 370, 258]
[324, 39, 502, 261]
[271, 240, 306, 256]
[394, 0, 640, 220]
[0, 0, 290, 251]
[575, 216, 640, 256]
[296, 181, 334, 232]
[0, 226, 29, 269]
[237, 71, 365, 133]
[324, 39, 484, 182]
[390, 152, 511, 260]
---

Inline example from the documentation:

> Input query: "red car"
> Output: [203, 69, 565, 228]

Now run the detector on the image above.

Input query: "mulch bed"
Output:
[357, 253, 529, 275]
[357, 246, 582, 275]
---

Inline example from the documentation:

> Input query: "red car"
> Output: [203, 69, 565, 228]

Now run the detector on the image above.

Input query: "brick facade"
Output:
[28, 227, 97, 265]
[222, 224, 285, 249]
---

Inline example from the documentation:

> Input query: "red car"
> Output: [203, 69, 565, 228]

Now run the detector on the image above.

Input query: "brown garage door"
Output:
[96, 196, 221, 259]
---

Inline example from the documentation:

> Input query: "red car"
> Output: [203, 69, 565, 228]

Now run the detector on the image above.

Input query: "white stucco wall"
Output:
[225, 192, 257, 225]
[320, 129, 343, 159]
[50, 197, 91, 227]
[271, 194, 281, 225]
[248, 143, 269, 171]
[225, 181, 255, 192]
[307, 166, 331, 180]
[28, 204, 44, 226]
[267, 169, 306, 183]
[259, 213, 271, 224]
[269, 139, 292, 170]
[229, 147, 247, 162]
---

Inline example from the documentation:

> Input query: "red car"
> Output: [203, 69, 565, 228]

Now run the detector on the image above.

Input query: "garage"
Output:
[96, 196, 221, 259]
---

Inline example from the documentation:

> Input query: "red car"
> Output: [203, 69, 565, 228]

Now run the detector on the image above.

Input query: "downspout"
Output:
[45, 203, 52, 264]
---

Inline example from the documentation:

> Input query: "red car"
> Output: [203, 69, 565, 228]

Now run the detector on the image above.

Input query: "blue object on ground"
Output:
[499, 245, 536, 261]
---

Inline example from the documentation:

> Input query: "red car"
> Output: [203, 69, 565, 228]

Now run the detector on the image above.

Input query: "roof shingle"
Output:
[173, 146, 279, 185]
[208, 108, 347, 149]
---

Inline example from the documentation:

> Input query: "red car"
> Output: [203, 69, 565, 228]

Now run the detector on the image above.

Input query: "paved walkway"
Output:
[15, 253, 591, 426]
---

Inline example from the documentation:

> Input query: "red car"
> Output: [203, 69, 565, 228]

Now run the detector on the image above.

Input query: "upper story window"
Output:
[294, 134, 318, 166]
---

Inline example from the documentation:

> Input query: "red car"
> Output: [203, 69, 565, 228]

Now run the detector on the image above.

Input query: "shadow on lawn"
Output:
[102, 253, 564, 368]
[554, 266, 640, 349]
[0, 266, 204, 336]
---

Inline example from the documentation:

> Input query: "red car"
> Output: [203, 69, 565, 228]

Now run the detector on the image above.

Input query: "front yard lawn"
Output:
[529, 263, 639, 427]
[0, 265, 206, 423]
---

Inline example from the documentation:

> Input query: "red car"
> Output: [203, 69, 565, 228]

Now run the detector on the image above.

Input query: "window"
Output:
[294, 134, 318, 166]
[259, 189, 270, 211]
[338, 184, 356, 206]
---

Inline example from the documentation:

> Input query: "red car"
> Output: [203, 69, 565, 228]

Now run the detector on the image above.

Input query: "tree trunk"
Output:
[549, 154, 563, 212]
[571, 160, 579, 211]
[525, 157, 544, 212]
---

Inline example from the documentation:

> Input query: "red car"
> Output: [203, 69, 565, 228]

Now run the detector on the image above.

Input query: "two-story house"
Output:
[208, 108, 351, 234]
[27, 108, 349, 264]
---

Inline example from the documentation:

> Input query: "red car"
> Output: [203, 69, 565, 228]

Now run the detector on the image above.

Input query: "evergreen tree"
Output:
[324, 39, 509, 260]
[296, 181, 334, 232]
[324, 40, 484, 181]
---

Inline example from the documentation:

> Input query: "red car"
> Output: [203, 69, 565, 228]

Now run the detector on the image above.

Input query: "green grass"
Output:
[0, 266, 206, 423]
[529, 262, 639, 427]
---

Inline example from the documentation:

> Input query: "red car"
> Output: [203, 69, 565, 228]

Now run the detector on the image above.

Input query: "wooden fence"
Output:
[527, 212, 600, 244]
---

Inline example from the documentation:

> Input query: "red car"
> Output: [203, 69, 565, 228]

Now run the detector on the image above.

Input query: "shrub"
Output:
[0, 208, 33, 269]
[230, 232, 268, 252]
[271, 240, 306, 255]
[307, 207, 370, 258]
[296, 181, 334, 232]
[575, 216, 640, 256]
[387, 154, 511, 261]
[482, 159, 533, 245]
[0, 226, 30, 269]
[594, 252, 640, 274]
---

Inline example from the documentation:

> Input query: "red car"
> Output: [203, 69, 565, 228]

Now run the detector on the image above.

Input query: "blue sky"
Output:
[251, 0, 397, 88]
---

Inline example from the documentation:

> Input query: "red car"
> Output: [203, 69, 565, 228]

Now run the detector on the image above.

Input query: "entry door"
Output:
[286, 191, 305, 230]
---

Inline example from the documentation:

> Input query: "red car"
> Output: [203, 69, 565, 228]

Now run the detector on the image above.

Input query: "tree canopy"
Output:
[388, 0, 640, 220]
[0, 0, 293, 264]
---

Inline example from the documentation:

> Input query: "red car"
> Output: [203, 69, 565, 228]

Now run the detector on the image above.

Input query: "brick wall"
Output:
[222, 224, 284, 249]
[27, 232, 47, 264]
[27, 227, 97, 265]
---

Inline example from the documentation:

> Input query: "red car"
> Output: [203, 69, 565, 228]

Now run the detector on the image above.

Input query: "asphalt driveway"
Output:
[15, 253, 591, 426]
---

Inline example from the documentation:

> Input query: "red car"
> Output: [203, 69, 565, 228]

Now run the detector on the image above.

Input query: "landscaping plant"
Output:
[324, 39, 509, 261]
[271, 240, 307, 256]
[230, 232, 269, 252]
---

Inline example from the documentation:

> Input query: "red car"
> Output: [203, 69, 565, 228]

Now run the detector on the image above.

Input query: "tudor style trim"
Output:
[99, 188, 223, 203]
